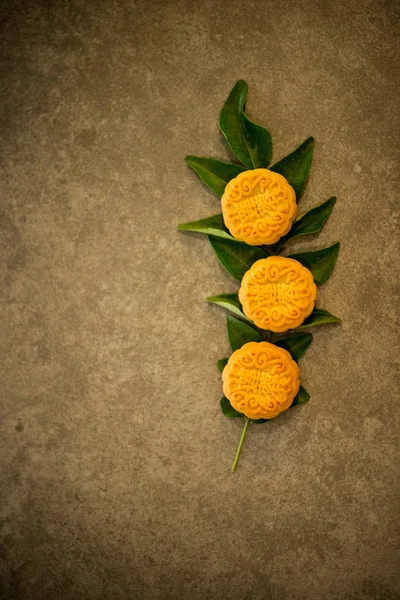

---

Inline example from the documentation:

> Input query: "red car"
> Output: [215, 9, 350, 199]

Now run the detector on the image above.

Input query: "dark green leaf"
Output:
[295, 307, 341, 330]
[220, 396, 244, 418]
[252, 418, 270, 424]
[177, 213, 235, 241]
[291, 385, 310, 406]
[184, 156, 245, 197]
[227, 315, 263, 351]
[289, 242, 340, 285]
[276, 197, 336, 250]
[271, 137, 314, 200]
[217, 358, 229, 373]
[208, 235, 269, 281]
[274, 333, 313, 361]
[207, 293, 252, 322]
[219, 80, 273, 169]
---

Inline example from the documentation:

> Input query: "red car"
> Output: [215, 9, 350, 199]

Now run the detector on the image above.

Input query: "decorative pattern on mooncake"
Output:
[221, 168, 297, 245]
[222, 341, 300, 420]
[239, 256, 317, 332]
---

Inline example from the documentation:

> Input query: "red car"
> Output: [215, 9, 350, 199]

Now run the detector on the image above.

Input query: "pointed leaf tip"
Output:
[219, 80, 273, 169]
[276, 196, 337, 250]
[177, 213, 236, 241]
[296, 307, 342, 330]
[271, 136, 315, 200]
[289, 242, 340, 285]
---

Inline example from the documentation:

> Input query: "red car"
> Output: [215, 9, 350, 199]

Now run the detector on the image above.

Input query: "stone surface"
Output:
[0, 1, 399, 599]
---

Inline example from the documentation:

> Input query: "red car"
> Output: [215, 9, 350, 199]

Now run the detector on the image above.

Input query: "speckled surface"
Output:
[1, 1, 399, 599]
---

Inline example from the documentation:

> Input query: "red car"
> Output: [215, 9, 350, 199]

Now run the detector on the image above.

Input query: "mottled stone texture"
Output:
[0, 0, 399, 599]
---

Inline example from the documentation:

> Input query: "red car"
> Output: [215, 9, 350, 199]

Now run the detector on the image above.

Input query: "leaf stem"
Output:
[231, 417, 251, 472]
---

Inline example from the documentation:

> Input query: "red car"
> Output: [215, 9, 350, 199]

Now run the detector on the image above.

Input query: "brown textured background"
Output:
[1, 1, 399, 599]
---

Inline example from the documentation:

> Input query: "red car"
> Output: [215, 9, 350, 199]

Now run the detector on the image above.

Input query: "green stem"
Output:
[267, 330, 272, 342]
[231, 417, 251, 472]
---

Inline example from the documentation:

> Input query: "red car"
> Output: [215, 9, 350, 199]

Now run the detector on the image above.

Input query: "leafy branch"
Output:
[178, 80, 341, 471]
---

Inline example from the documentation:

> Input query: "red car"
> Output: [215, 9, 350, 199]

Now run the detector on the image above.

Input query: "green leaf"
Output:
[219, 80, 273, 169]
[274, 333, 313, 361]
[208, 235, 269, 281]
[295, 307, 342, 330]
[227, 315, 263, 351]
[207, 293, 252, 323]
[291, 385, 310, 406]
[276, 197, 336, 250]
[220, 396, 244, 418]
[217, 358, 229, 373]
[289, 242, 340, 285]
[271, 137, 314, 200]
[177, 213, 236, 241]
[184, 156, 245, 197]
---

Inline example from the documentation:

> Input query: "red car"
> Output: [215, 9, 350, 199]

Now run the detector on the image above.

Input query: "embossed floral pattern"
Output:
[221, 168, 297, 245]
[239, 256, 317, 332]
[222, 341, 300, 420]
